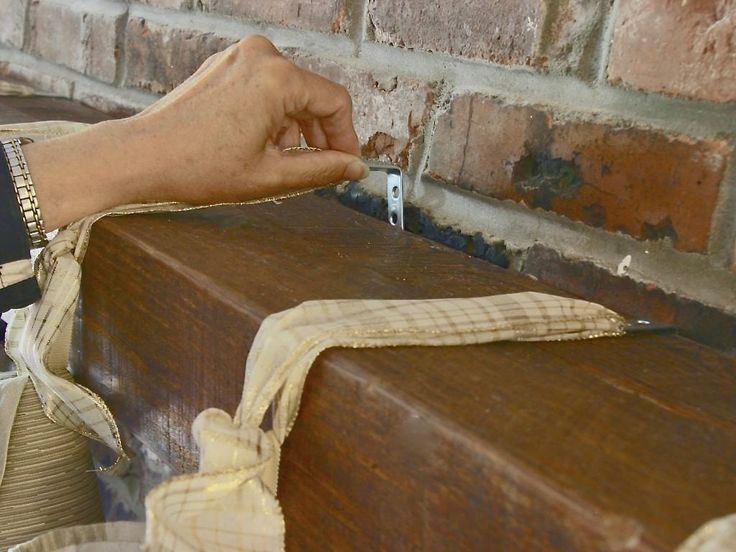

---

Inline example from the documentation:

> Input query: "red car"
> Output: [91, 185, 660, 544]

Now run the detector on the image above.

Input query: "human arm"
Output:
[0, 35, 367, 315]
[22, 35, 368, 231]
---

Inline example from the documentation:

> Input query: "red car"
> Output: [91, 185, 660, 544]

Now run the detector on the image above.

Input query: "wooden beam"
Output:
[1, 92, 733, 551]
[73, 199, 736, 551]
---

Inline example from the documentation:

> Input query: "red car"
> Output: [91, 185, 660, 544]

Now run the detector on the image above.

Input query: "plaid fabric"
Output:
[20, 120, 731, 552]
[0, 259, 33, 289]
[676, 514, 736, 552]
[144, 291, 626, 551]
[0, 123, 194, 488]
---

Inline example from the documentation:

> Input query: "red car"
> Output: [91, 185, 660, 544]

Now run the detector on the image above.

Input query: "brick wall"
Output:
[0, 0, 735, 352]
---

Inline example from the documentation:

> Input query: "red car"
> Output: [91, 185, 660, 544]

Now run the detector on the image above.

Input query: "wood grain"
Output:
[73, 199, 736, 551]
[2, 92, 734, 551]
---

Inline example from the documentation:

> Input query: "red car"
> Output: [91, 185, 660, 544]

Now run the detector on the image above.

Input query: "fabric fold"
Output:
[141, 292, 626, 551]
[0, 259, 34, 289]
[1, 119, 729, 552]
[1, 122, 195, 490]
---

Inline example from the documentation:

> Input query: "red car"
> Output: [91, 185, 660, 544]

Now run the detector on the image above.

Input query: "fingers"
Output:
[276, 120, 302, 149]
[299, 118, 329, 149]
[232, 35, 360, 156]
[287, 69, 360, 157]
[262, 149, 369, 191]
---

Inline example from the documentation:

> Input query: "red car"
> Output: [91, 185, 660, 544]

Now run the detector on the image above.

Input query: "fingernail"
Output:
[344, 159, 370, 181]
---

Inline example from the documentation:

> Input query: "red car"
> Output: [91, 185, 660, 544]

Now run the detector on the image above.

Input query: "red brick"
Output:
[608, 0, 736, 103]
[368, 0, 543, 66]
[30, 0, 126, 83]
[427, 94, 731, 252]
[0, 0, 28, 49]
[123, 17, 234, 94]
[368, 0, 610, 75]
[201, 0, 349, 33]
[293, 56, 434, 167]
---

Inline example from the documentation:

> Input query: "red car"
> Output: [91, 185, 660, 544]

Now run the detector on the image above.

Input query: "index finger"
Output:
[287, 69, 361, 156]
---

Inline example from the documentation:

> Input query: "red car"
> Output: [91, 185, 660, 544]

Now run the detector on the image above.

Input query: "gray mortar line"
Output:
[0, 45, 158, 110]
[4, 6, 735, 291]
[346, 0, 369, 57]
[112, 2, 130, 88]
[131, 5, 736, 139]
[409, 176, 736, 314]
[406, 81, 451, 198]
[6, 1, 736, 141]
[73, 77, 156, 112]
[20, 0, 34, 52]
[533, 0, 557, 66]
[129, 3, 356, 58]
[0, 53, 75, 98]
[708, 150, 736, 266]
[359, 42, 736, 140]
[595, 0, 619, 85]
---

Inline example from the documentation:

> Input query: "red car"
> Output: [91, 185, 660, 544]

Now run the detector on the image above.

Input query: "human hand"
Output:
[131, 35, 369, 204]
[25, 35, 368, 230]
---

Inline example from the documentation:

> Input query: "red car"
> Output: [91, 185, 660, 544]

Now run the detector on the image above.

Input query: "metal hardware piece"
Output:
[624, 319, 677, 334]
[368, 162, 404, 230]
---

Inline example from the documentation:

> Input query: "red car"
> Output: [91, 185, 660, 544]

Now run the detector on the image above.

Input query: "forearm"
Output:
[0, 35, 364, 318]
[17, 36, 366, 232]
[23, 117, 155, 231]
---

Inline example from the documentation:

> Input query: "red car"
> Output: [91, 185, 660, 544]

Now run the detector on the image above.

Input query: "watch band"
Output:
[1, 138, 48, 249]
[0, 141, 41, 313]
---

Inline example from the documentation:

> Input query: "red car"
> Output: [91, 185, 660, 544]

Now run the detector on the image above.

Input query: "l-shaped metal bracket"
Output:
[369, 162, 404, 230]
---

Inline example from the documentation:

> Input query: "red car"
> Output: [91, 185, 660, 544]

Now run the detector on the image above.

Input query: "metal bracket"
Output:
[624, 319, 677, 334]
[369, 162, 404, 230]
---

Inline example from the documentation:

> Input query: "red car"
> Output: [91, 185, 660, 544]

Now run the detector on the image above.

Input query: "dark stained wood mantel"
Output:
[1, 93, 735, 551]
[72, 200, 736, 552]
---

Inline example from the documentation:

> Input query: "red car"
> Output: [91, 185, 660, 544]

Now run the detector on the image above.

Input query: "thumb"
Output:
[266, 149, 370, 190]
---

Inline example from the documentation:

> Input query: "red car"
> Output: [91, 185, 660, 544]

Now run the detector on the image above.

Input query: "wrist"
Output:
[1, 138, 48, 248]
[0, 138, 42, 309]
[24, 117, 155, 230]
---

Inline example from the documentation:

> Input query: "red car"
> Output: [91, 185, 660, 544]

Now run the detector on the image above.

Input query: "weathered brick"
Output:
[608, 0, 736, 103]
[0, 0, 28, 49]
[30, 0, 126, 83]
[368, 0, 610, 75]
[293, 56, 434, 167]
[368, 0, 542, 66]
[427, 94, 731, 252]
[201, 0, 349, 33]
[123, 17, 233, 94]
